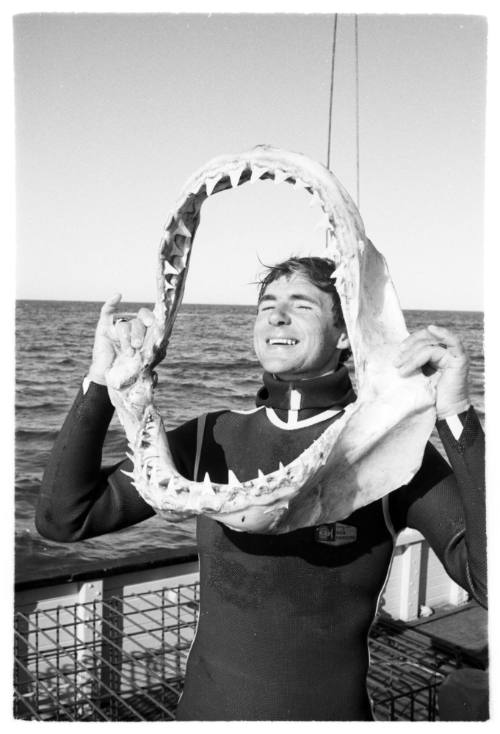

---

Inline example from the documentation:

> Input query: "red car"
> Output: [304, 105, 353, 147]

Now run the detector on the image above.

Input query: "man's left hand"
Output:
[394, 325, 470, 419]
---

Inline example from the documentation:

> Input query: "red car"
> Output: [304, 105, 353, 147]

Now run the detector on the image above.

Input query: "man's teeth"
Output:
[269, 338, 298, 345]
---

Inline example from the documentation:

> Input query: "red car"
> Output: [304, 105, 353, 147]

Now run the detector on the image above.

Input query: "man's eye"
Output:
[296, 304, 312, 310]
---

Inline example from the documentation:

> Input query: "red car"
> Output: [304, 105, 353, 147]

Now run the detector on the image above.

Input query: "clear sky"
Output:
[14, 11, 486, 310]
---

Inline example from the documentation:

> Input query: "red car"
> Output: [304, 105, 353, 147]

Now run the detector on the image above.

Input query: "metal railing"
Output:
[14, 580, 458, 721]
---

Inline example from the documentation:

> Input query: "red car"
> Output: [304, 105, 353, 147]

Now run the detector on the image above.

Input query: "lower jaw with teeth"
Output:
[106, 144, 436, 535]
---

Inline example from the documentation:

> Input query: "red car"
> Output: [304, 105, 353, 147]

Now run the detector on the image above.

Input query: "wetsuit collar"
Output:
[256, 365, 356, 412]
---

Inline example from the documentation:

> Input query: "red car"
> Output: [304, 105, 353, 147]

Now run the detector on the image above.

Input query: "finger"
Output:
[97, 294, 123, 333]
[397, 329, 433, 354]
[137, 307, 155, 328]
[427, 324, 465, 356]
[398, 326, 452, 358]
[396, 344, 447, 376]
[130, 318, 146, 349]
[100, 293, 122, 317]
[115, 320, 134, 357]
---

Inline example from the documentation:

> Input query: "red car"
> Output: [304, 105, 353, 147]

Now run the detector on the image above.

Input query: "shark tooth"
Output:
[227, 469, 240, 486]
[250, 165, 268, 184]
[162, 476, 175, 492]
[257, 468, 266, 481]
[273, 169, 288, 185]
[203, 472, 216, 494]
[314, 212, 333, 231]
[205, 175, 221, 196]
[173, 255, 188, 272]
[163, 260, 179, 276]
[172, 218, 192, 238]
[293, 177, 308, 190]
[170, 240, 188, 257]
[163, 217, 175, 235]
[229, 166, 245, 188]
[276, 461, 289, 480]
[309, 190, 322, 208]
[188, 182, 203, 196]
[326, 242, 341, 264]
[121, 469, 135, 479]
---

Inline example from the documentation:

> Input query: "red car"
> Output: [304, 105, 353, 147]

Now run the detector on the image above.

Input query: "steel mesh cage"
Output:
[14, 580, 458, 721]
[14, 582, 199, 721]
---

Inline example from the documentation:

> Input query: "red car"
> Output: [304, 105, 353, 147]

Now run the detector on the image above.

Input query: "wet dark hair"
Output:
[257, 256, 352, 364]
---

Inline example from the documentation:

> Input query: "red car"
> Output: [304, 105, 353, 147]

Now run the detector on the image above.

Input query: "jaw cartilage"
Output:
[106, 145, 436, 534]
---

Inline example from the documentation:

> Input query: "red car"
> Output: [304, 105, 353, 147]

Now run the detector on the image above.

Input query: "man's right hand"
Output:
[87, 294, 157, 385]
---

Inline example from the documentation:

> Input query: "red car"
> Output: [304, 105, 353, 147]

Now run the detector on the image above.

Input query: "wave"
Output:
[16, 428, 57, 441]
[16, 402, 64, 411]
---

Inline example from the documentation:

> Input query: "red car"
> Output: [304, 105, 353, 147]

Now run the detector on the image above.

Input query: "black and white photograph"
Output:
[8, 2, 493, 724]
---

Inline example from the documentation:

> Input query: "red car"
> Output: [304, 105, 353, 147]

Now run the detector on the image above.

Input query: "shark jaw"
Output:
[106, 145, 436, 534]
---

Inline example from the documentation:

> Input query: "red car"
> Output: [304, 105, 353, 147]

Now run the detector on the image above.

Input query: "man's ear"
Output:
[335, 331, 350, 350]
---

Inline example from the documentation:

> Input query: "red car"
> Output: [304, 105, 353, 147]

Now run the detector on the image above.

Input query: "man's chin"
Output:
[266, 367, 307, 382]
[259, 360, 299, 379]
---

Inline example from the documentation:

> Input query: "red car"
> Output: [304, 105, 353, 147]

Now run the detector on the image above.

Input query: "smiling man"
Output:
[254, 258, 350, 381]
[37, 256, 486, 721]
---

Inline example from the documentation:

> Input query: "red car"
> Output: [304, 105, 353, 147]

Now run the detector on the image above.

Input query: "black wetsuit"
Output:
[36, 367, 486, 721]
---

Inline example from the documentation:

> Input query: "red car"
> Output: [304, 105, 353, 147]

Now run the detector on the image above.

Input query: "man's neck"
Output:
[256, 365, 356, 414]
[272, 367, 337, 383]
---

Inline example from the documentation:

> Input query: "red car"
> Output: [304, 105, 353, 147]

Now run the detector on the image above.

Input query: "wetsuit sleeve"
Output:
[36, 381, 198, 542]
[388, 407, 486, 608]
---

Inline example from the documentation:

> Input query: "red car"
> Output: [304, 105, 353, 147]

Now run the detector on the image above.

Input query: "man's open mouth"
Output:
[267, 338, 299, 346]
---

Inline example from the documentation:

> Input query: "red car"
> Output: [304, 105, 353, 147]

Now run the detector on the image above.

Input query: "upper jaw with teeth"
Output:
[105, 144, 437, 536]
[151, 144, 353, 360]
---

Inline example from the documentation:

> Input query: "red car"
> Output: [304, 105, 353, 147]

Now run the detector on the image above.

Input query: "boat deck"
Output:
[14, 576, 486, 722]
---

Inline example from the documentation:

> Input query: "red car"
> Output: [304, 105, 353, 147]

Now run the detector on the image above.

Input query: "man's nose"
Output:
[268, 307, 291, 326]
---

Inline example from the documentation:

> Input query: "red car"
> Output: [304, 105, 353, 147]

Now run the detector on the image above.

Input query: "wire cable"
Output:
[354, 14, 360, 207]
[326, 14, 338, 171]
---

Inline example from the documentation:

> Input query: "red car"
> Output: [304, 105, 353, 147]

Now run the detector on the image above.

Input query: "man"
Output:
[36, 257, 486, 721]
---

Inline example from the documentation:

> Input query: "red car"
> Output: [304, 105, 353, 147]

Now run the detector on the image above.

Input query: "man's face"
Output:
[253, 273, 349, 381]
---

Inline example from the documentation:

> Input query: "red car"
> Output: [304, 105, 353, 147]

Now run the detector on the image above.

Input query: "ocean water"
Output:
[15, 301, 484, 582]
